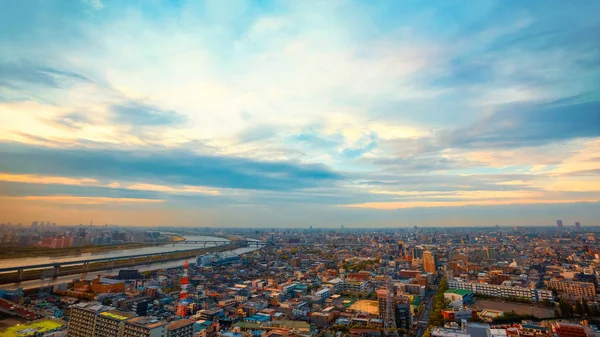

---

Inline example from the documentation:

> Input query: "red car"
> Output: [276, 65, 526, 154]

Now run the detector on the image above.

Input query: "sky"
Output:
[0, 0, 599, 228]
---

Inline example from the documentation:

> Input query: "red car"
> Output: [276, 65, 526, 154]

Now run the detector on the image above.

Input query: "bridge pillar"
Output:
[17, 269, 23, 280]
[53, 265, 60, 278]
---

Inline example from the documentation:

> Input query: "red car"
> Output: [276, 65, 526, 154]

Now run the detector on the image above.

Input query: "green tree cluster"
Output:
[573, 299, 591, 317]
[429, 277, 449, 326]
[492, 312, 534, 324]
[342, 259, 378, 272]
[558, 299, 574, 317]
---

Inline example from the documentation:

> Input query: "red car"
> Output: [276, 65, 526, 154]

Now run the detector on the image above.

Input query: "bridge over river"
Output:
[156, 239, 268, 247]
[0, 238, 265, 282]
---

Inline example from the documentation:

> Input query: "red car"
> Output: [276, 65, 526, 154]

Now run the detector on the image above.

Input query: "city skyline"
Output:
[1, 0, 599, 227]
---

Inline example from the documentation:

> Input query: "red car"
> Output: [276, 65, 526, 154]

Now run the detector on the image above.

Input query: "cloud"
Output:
[343, 198, 599, 210]
[111, 103, 187, 127]
[81, 0, 103, 11]
[0, 142, 343, 191]
[439, 98, 600, 149]
[340, 132, 377, 159]
[236, 124, 278, 143]
[0, 64, 62, 89]
[50, 112, 92, 130]
[562, 169, 600, 176]
[12, 196, 161, 205]
[0, 64, 92, 91]
[0, 173, 221, 196]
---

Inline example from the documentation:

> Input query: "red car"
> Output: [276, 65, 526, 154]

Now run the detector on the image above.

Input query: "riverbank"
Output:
[0, 242, 244, 285]
[0, 243, 156, 260]
[0, 234, 187, 260]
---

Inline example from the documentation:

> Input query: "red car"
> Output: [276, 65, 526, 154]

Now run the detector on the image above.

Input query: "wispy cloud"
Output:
[0, 142, 343, 192]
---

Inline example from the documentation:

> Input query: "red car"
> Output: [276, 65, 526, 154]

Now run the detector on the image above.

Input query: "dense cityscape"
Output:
[0, 221, 599, 337]
[1, 0, 600, 336]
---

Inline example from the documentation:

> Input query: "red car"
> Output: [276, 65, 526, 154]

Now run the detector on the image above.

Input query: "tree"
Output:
[575, 300, 584, 317]
[558, 299, 574, 318]
[583, 299, 591, 316]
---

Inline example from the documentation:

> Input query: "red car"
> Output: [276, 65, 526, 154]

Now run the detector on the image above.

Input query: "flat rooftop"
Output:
[127, 316, 168, 329]
[99, 310, 136, 321]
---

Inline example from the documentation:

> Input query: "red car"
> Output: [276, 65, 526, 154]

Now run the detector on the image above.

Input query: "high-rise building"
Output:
[95, 310, 136, 337]
[575, 222, 581, 231]
[556, 220, 564, 231]
[67, 302, 107, 337]
[412, 247, 423, 259]
[132, 298, 151, 316]
[423, 251, 437, 273]
[483, 247, 496, 259]
[377, 290, 412, 330]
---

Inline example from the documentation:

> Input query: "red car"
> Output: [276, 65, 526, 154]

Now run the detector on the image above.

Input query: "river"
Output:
[0, 235, 261, 291]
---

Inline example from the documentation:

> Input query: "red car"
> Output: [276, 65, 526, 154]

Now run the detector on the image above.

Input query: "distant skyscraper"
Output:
[483, 246, 496, 259]
[556, 220, 564, 231]
[575, 222, 581, 231]
[423, 251, 437, 273]
[412, 247, 423, 259]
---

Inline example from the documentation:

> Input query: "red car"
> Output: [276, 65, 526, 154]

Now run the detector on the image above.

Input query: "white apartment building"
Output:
[448, 279, 553, 302]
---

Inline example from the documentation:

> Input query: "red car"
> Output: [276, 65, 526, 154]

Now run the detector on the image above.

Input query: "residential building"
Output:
[441, 308, 477, 322]
[67, 302, 108, 337]
[448, 279, 553, 302]
[376, 290, 412, 330]
[123, 316, 168, 337]
[315, 288, 331, 301]
[96, 310, 135, 337]
[444, 289, 474, 307]
[548, 279, 596, 300]
[423, 251, 437, 273]
[551, 322, 587, 337]
[167, 319, 195, 337]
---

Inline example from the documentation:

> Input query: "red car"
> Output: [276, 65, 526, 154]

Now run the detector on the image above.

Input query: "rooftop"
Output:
[100, 310, 136, 321]
[446, 289, 473, 296]
[127, 316, 168, 329]
[168, 319, 195, 330]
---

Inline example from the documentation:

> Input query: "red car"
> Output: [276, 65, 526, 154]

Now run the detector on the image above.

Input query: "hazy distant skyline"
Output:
[1, 0, 599, 227]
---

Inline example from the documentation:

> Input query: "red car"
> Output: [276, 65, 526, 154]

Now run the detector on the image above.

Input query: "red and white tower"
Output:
[176, 260, 190, 317]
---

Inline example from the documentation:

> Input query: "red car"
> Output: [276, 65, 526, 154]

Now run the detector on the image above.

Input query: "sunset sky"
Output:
[1, 0, 599, 227]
